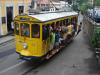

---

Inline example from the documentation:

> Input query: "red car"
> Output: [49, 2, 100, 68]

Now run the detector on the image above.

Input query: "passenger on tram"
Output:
[66, 23, 74, 40]
[23, 26, 29, 36]
[43, 25, 48, 40]
[50, 29, 56, 50]
[55, 29, 61, 49]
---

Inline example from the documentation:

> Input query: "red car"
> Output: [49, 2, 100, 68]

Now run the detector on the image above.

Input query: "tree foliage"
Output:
[95, 0, 100, 6]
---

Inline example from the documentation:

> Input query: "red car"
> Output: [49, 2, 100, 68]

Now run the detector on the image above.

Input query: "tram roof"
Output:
[29, 11, 78, 22]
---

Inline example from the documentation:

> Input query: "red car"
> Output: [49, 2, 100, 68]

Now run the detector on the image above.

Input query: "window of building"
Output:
[19, 6, 24, 14]
[32, 24, 40, 38]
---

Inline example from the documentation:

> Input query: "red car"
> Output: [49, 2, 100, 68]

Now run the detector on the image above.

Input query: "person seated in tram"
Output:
[33, 31, 40, 38]
[22, 26, 29, 36]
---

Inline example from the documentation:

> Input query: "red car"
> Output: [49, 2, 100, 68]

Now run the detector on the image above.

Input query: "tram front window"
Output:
[32, 24, 40, 38]
[15, 22, 19, 35]
[21, 23, 30, 37]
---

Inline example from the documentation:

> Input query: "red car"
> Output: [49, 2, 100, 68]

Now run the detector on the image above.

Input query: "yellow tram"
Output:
[14, 11, 78, 60]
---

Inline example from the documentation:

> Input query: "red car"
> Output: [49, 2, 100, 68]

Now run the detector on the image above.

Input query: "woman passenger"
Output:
[50, 29, 55, 50]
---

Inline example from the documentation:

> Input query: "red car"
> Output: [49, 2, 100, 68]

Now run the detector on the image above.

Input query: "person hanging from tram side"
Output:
[67, 22, 74, 39]
[72, 19, 76, 36]
[42, 25, 49, 50]
[58, 21, 65, 46]
[55, 29, 60, 50]
[50, 29, 56, 50]
[55, 21, 60, 48]
[60, 20, 67, 46]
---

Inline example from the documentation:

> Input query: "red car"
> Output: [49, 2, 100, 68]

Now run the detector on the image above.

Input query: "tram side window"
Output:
[32, 24, 40, 38]
[15, 22, 19, 35]
[42, 25, 49, 40]
[71, 17, 77, 31]
[65, 19, 68, 26]
[72, 17, 77, 25]
[21, 23, 30, 37]
[60, 21, 62, 26]
[63, 20, 66, 26]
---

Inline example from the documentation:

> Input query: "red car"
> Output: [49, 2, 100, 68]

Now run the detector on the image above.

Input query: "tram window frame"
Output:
[42, 24, 49, 40]
[20, 23, 30, 37]
[14, 22, 19, 35]
[60, 20, 63, 26]
[72, 17, 77, 25]
[56, 21, 60, 26]
[51, 22, 55, 29]
[65, 19, 68, 26]
[71, 18, 73, 24]
[31, 24, 40, 38]
[63, 20, 66, 26]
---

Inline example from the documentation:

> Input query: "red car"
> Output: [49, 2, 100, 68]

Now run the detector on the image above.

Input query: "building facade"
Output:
[37, 0, 50, 11]
[0, 0, 31, 35]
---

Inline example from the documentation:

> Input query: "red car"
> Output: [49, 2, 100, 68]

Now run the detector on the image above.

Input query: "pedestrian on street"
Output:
[76, 22, 82, 36]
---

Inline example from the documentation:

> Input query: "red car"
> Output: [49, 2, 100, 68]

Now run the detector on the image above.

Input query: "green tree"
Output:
[95, 0, 100, 6]
[74, 0, 90, 12]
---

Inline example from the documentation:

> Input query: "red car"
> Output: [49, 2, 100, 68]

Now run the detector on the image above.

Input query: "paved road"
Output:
[0, 41, 20, 72]
[26, 31, 100, 75]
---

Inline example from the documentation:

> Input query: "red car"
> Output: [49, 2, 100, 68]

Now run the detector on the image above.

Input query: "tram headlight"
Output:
[23, 43, 28, 49]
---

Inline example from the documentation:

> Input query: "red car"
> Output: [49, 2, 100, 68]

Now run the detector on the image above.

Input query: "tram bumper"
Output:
[16, 50, 41, 61]
[19, 55, 40, 61]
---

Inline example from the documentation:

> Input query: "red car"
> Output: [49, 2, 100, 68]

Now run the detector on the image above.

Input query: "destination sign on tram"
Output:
[20, 17, 30, 21]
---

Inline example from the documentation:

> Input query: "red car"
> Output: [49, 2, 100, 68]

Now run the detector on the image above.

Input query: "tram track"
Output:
[22, 62, 41, 75]
[21, 48, 66, 75]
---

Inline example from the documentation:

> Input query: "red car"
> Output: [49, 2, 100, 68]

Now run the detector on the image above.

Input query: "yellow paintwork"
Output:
[14, 14, 78, 57]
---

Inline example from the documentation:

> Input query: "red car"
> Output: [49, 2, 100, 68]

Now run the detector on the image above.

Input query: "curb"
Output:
[0, 33, 14, 38]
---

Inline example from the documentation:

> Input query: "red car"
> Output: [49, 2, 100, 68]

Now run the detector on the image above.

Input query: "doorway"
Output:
[6, 6, 13, 33]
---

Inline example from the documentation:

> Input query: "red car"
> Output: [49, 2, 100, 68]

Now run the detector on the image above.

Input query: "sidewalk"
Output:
[0, 35, 14, 45]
